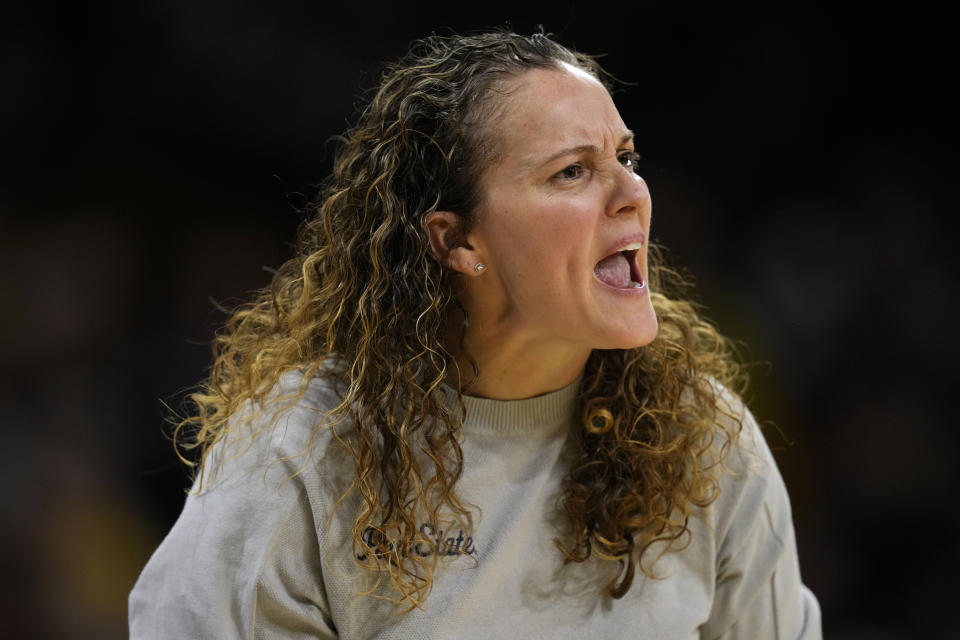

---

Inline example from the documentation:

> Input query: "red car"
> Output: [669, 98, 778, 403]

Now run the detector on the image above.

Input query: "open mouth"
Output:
[594, 248, 645, 289]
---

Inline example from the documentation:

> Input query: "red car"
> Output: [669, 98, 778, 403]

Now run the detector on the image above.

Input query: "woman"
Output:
[130, 30, 821, 638]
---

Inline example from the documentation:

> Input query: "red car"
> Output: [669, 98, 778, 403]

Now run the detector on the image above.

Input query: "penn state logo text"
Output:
[356, 523, 477, 561]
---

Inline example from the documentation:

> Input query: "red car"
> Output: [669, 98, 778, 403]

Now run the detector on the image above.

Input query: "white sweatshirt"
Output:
[129, 373, 821, 639]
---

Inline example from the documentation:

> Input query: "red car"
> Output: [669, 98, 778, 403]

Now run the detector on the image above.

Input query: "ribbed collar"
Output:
[440, 376, 582, 435]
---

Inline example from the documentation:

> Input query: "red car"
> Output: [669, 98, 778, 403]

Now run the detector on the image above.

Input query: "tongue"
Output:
[594, 252, 631, 288]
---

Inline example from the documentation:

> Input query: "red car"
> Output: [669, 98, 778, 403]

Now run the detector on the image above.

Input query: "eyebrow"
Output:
[538, 131, 635, 167]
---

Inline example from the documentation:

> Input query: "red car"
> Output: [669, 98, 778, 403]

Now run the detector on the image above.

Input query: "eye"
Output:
[618, 151, 641, 173]
[554, 163, 584, 181]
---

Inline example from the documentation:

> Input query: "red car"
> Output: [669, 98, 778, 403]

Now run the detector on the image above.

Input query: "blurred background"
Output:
[2, 1, 956, 637]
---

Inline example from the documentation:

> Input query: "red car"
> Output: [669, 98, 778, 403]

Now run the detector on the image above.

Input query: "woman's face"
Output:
[460, 63, 658, 355]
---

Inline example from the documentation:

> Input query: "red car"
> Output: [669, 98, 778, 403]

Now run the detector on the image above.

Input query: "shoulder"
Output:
[202, 364, 350, 485]
[709, 382, 774, 478]
[166, 363, 355, 563]
[678, 377, 796, 566]
[695, 382, 823, 638]
[130, 365, 348, 637]
[175, 363, 354, 532]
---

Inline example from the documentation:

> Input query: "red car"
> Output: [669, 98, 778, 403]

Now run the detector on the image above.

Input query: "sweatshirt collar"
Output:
[440, 376, 582, 435]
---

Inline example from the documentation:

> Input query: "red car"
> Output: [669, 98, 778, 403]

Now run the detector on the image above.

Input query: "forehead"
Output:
[490, 66, 628, 165]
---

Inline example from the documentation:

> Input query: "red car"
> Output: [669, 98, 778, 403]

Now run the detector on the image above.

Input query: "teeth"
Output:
[620, 241, 643, 251]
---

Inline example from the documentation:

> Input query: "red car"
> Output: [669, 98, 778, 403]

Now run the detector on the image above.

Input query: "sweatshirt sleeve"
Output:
[700, 401, 823, 640]
[129, 411, 338, 639]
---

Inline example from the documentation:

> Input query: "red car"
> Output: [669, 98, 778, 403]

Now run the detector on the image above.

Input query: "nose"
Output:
[606, 169, 650, 219]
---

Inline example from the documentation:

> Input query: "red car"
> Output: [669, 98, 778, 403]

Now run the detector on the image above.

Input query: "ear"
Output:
[423, 211, 485, 276]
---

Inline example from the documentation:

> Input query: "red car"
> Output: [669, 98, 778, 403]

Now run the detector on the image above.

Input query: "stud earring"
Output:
[473, 262, 486, 273]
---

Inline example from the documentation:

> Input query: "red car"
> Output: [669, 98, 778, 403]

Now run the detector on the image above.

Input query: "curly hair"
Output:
[175, 30, 748, 610]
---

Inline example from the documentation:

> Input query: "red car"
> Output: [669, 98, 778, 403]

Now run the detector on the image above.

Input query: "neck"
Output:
[443, 310, 590, 400]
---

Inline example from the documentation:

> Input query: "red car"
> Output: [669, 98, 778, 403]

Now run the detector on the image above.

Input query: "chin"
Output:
[600, 314, 659, 351]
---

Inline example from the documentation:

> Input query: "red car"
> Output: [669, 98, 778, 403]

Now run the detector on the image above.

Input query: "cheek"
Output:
[483, 196, 594, 275]
[508, 229, 567, 272]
